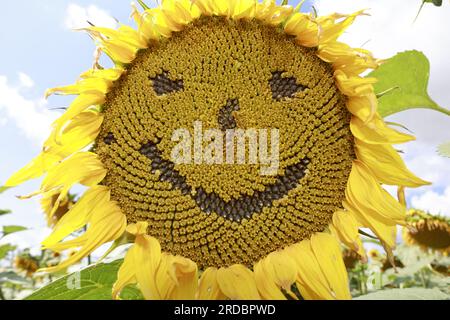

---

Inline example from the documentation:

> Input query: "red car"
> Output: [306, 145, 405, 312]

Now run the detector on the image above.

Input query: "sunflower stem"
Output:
[419, 269, 428, 288]
[358, 271, 364, 296]
[361, 265, 367, 294]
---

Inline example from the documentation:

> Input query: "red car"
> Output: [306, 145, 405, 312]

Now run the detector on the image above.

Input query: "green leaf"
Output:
[355, 288, 449, 300]
[2, 225, 27, 236]
[438, 141, 450, 158]
[0, 209, 12, 216]
[425, 0, 443, 6]
[368, 50, 450, 117]
[0, 244, 16, 260]
[26, 260, 143, 300]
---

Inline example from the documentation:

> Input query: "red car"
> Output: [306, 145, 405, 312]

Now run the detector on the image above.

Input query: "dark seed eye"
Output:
[269, 71, 306, 101]
[150, 71, 184, 96]
[218, 98, 240, 131]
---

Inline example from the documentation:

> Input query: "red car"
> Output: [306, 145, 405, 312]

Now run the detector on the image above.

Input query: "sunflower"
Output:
[5, 0, 429, 300]
[14, 255, 39, 278]
[342, 249, 362, 270]
[403, 209, 450, 255]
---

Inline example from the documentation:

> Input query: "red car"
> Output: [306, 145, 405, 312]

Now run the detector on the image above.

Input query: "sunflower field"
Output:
[0, 0, 449, 304]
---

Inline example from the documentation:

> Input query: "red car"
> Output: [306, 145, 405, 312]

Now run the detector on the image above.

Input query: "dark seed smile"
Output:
[139, 140, 310, 221]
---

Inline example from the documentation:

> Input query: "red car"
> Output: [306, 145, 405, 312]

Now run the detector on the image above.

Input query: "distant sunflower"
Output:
[14, 255, 39, 278]
[403, 209, 450, 255]
[5, 0, 429, 300]
[342, 249, 362, 270]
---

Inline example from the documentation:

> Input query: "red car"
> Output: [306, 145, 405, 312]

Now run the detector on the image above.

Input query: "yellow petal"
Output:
[84, 25, 147, 49]
[53, 93, 106, 139]
[346, 161, 406, 225]
[24, 152, 107, 221]
[351, 115, 415, 145]
[217, 264, 260, 300]
[41, 152, 107, 195]
[285, 13, 320, 47]
[198, 267, 226, 300]
[332, 211, 366, 259]
[287, 241, 335, 300]
[112, 245, 138, 300]
[132, 5, 159, 42]
[335, 69, 377, 97]
[80, 68, 124, 81]
[256, 0, 293, 26]
[161, 255, 198, 300]
[52, 111, 103, 148]
[42, 186, 110, 248]
[5, 152, 62, 187]
[45, 78, 111, 98]
[355, 139, 430, 187]
[40, 202, 126, 273]
[344, 200, 397, 249]
[318, 10, 366, 45]
[232, 0, 256, 19]
[346, 94, 377, 123]
[310, 233, 351, 300]
[254, 257, 286, 300]
[129, 222, 162, 300]
[192, 0, 216, 16]
[102, 39, 138, 64]
[254, 251, 297, 300]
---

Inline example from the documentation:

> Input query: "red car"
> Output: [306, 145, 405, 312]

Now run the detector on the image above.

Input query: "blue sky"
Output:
[0, 0, 449, 252]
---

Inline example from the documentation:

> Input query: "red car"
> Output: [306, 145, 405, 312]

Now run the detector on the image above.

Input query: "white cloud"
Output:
[411, 187, 450, 217]
[65, 3, 118, 30]
[0, 74, 59, 145]
[18, 72, 34, 88]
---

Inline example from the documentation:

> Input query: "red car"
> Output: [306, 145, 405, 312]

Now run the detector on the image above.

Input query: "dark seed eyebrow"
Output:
[150, 71, 184, 96]
[269, 71, 307, 101]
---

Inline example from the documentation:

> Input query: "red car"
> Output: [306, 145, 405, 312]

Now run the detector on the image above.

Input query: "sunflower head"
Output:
[342, 248, 362, 270]
[403, 209, 450, 255]
[14, 255, 39, 278]
[368, 249, 380, 259]
[5, 0, 429, 300]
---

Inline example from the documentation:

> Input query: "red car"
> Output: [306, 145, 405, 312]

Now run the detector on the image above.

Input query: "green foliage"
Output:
[26, 260, 143, 300]
[424, 0, 443, 6]
[349, 244, 450, 299]
[0, 272, 29, 286]
[0, 244, 16, 260]
[0, 209, 11, 216]
[1, 225, 27, 237]
[369, 50, 450, 117]
[355, 288, 449, 300]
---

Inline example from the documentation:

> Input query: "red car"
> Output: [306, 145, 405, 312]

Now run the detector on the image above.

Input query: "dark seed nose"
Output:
[218, 98, 240, 131]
